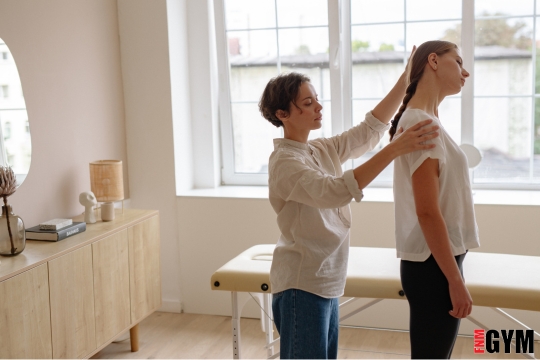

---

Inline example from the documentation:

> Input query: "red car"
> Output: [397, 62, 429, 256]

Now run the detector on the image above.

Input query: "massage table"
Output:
[211, 245, 540, 359]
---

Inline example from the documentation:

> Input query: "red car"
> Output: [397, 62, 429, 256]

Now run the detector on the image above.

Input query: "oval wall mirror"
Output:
[0, 38, 31, 186]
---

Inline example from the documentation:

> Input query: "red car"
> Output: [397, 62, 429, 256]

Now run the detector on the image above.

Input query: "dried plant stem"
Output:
[3, 196, 15, 255]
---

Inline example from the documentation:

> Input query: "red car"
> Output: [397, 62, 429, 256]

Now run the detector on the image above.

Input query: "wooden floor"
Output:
[92, 312, 538, 359]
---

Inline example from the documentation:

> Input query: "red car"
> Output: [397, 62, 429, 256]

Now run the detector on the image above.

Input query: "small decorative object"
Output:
[79, 191, 97, 224]
[89, 160, 124, 221]
[0, 166, 25, 256]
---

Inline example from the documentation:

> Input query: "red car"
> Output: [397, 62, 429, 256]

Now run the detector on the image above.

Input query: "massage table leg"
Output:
[232, 292, 242, 359]
[263, 293, 276, 358]
[339, 298, 383, 322]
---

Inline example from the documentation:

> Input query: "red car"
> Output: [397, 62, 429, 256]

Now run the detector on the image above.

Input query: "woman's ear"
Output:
[276, 109, 289, 122]
[427, 53, 438, 71]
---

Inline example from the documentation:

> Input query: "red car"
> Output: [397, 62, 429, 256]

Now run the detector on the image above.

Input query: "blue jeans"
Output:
[272, 289, 339, 359]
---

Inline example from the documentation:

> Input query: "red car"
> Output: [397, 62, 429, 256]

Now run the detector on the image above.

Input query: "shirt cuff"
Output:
[365, 111, 391, 133]
[343, 169, 364, 202]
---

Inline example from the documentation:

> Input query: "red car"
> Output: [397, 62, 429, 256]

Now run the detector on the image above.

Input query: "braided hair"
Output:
[389, 40, 458, 140]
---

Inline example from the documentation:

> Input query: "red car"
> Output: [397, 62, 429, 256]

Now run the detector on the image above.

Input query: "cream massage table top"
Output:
[211, 245, 540, 312]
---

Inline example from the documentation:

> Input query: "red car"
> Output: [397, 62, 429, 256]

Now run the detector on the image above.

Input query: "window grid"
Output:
[216, 0, 540, 189]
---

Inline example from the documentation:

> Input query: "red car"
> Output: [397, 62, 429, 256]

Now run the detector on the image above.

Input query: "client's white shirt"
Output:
[393, 108, 480, 261]
[269, 112, 388, 298]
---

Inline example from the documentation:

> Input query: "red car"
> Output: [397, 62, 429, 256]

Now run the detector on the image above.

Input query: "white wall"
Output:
[117, 0, 187, 313]
[0, 0, 128, 227]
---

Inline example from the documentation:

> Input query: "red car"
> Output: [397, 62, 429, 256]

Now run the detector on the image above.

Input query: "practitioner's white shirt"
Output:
[269, 112, 389, 298]
[393, 108, 480, 261]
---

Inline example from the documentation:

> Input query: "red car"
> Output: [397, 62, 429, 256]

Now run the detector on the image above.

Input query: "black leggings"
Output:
[400, 253, 466, 359]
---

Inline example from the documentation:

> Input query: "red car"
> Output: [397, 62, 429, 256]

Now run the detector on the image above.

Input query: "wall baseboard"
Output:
[159, 299, 183, 313]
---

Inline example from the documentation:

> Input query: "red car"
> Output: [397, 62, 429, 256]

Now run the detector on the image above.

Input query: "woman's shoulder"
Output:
[399, 108, 439, 129]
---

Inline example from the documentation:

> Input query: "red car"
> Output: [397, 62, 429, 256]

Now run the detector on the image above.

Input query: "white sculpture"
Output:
[79, 191, 97, 224]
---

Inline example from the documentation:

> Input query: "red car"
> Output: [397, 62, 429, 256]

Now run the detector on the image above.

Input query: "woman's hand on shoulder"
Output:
[390, 119, 439, 157]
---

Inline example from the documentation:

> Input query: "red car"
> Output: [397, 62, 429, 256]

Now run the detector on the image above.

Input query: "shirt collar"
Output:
[273, 138, 309, 151]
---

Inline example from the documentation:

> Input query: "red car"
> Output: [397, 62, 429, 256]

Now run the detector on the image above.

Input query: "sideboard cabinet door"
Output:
[49, 245, 96, 359]
[92, 229, 131, 346]
[128, 215, 161, 323]
[0, 263, 52, 359]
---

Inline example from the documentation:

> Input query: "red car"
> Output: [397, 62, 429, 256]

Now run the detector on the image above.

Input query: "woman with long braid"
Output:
[390, 40, 480, 359]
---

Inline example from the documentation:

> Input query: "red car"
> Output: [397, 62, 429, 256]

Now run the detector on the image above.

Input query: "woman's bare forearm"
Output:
[417, 211, 464, 285]
[352, 145, 398, 190]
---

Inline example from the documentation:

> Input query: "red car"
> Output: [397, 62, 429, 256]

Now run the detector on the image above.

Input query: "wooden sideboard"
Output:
[0, 208, 161, 359]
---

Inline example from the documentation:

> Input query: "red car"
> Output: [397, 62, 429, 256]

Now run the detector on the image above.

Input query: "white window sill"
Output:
[178, 186, 540, 206]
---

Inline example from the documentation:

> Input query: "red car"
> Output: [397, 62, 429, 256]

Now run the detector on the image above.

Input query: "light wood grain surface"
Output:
[92, 229, 131, 346]
[128, 215, 161, 324]
[92, 312, 538, 359]
[0, 263, 52, 359]
[0, 208, 158, 282]
[49, 245, 97, 358]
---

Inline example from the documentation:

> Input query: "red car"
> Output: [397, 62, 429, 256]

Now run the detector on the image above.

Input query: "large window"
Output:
[215, 0, 540, 189]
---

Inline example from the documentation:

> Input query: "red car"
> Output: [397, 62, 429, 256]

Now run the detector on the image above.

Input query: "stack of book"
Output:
[26, 218, 86, 241]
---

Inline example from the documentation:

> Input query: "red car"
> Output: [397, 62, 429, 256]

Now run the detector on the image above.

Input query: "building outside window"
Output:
[215, 0, 540, 189]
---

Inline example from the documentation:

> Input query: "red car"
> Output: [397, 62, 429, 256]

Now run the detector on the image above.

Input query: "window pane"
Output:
[535, 98, 540, 178]
[407, 20, 462, 48]
[227, 30, 277, 59]
[276, 0, 327, 27]
[535, 21, 540, 94]
[352, 99, 380, 126]
[476, 0, 533, 18]
[351, 0, 404, 25]
[352, 59, 405, 99]
[228, 30, 279, 103]
[224, 0, 276, 30]
[232, 103, 281, 174]
[406, 0, 461, 21]
[351, 99, 393, 183]
[351, 23, 405, 53]
[474, 17, 533, 96]
[473, 97, 534, 183]
[278, 27, 329, 58]
[230, 66, 279, 102]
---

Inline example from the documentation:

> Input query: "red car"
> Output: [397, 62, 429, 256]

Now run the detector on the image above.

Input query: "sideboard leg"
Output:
[130, 324, 140, 352]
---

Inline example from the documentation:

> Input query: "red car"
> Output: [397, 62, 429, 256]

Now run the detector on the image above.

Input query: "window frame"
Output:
[214, 0, 540, 190]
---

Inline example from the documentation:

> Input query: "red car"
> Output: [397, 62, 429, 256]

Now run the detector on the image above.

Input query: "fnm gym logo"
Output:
[474, 329, 535, 354]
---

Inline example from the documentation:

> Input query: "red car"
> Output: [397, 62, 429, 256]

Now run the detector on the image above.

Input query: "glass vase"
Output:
[0, 205, 25, 256]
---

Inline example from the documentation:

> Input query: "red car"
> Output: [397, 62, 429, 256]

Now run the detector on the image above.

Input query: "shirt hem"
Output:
[397, 243, 479, 262]
[270, 285, 344, 299]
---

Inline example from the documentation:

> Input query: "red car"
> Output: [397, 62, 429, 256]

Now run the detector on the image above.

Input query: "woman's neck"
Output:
[406, 77, 445, 118]
[283, 127, 309, 144]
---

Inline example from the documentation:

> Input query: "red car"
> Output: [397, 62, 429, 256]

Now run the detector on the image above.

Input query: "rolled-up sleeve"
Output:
[343, 169, 363, 202]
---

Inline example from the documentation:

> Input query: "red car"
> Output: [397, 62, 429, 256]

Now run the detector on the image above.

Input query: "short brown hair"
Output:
[259, 72, 311, 127]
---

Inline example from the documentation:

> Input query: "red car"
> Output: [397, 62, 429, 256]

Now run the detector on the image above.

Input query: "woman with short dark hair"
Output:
[259, 55, 439, 358]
